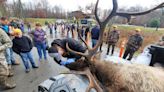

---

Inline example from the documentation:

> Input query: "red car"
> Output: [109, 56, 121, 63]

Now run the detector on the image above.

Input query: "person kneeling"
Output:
[12, 29, 38, 73]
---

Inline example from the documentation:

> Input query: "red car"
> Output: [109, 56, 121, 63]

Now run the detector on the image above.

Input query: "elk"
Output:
[63, 0, 164, 92]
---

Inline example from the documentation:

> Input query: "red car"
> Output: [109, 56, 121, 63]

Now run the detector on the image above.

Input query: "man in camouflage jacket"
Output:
[106, 26, 120, 55]
[123, 29, 143, 60]
[0, 28, 16, 89]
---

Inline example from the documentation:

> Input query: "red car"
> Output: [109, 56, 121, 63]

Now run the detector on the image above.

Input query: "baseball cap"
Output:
[13, 28, 22, 35]
[135, 28, 141, 32]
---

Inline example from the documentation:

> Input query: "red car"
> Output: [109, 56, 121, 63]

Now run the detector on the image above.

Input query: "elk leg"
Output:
[62, 69, 103, 92]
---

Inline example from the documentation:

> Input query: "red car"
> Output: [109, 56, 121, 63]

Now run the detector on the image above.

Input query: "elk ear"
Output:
[91, 51, 102, 61]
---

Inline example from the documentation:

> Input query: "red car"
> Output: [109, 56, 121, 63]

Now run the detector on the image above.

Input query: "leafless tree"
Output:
[0, 0, 7, 16]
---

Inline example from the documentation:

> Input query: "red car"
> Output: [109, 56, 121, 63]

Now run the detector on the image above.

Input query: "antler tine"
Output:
[62, 68, 103, 92]
[66, 43, 87, 57]
[95, 0, 101, 25]
[77, 29, 91, 50]
[85, 69, 103, 92]
[104, 0, 118, 24]
[116, 2, 164, 22]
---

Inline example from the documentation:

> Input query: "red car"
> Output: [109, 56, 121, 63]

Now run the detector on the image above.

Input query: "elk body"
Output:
[64, 0, 164, 92]
[89, 55, 164, 92]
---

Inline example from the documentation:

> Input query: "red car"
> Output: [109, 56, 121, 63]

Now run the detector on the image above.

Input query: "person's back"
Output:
[51, 38, 86, 59]
[91, 26, 100, 40]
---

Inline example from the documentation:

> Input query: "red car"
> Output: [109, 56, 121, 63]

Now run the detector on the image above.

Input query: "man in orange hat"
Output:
[123, 28, 143, 60]
[12, 29, 38, 73]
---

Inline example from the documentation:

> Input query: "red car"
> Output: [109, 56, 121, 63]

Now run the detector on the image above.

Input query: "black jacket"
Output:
[12, 36, 33, 54]
[51, 38, 86, 60]
[91, 26, 100, 40]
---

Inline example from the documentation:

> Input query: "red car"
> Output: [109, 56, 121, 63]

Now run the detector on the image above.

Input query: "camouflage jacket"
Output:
[127, 34, 143, 51]
[107, 30, 120, 43]
[0, 28, 12, 74]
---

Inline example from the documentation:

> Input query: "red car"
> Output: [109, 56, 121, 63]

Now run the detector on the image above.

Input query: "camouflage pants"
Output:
[0, 76, 7, 86]
[0, 63, 9, 87]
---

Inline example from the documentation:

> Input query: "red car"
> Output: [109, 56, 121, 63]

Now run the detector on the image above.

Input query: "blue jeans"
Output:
[20, 52, 36, 70]
[35, 43, 47, 60]
[5, 48, 15, 65]
[92, 39, 98, 48]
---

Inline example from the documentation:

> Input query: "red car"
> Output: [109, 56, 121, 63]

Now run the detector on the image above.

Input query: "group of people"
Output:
[0, 17, 50, 90]
[90, 25, 143, 61]
[47, 24, 144, 74]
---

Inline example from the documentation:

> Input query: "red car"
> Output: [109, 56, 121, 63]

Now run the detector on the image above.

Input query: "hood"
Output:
[51, 39, 65, 49]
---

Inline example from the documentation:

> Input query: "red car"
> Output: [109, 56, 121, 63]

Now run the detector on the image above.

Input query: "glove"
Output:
[60, 58, 76, 65]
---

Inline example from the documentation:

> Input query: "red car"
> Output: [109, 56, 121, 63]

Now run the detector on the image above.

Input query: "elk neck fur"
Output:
[89, 57, 164, 92]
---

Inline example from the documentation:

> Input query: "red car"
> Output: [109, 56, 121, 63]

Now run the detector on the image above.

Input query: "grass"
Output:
[24, 18, 55, 27]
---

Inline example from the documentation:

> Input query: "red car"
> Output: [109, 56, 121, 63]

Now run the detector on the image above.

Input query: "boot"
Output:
[3, 83, 16, 89]
[0, 76, 16, 89]
[8, 65, 14, 77]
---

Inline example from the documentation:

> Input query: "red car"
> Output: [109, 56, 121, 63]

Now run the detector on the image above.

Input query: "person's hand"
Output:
[60, 58, 75, 65]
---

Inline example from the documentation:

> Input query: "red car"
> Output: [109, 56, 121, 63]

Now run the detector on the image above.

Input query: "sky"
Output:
[9, 0, 164, 11]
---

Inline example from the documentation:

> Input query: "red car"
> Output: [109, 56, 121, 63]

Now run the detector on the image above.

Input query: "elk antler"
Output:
[116, 2, 164, 22]
[77, 29, 91, 50]
[62, 68, 103, 92]
[66, 43, 88, 57]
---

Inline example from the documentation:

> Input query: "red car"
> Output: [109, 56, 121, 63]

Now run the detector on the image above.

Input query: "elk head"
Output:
[65, 0, 164, 91]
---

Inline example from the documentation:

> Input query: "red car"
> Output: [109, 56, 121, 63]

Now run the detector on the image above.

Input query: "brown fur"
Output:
[92, 58, 164, 92]
[66, 53, 164, 92]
